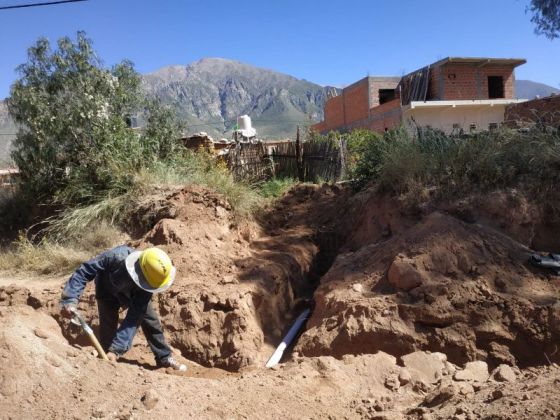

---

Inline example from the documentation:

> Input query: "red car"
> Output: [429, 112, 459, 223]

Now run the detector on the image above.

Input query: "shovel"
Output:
[70, 307, 109, 361]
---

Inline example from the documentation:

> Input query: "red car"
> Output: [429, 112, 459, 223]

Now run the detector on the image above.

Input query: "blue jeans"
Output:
[97, 297, 172, 363]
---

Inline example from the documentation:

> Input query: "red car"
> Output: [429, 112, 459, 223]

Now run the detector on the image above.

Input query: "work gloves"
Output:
[60, 303, 77, 319]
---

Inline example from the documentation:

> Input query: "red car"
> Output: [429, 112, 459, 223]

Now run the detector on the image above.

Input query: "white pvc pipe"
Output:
[266, 308, 311, 368]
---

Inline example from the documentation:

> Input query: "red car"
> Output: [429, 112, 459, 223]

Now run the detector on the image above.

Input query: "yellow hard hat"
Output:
[125, 247, 176, 293]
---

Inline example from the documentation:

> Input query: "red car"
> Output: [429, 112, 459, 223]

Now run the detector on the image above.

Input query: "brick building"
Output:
[313, 57, 527, 135]
[504, 94, 560, 130]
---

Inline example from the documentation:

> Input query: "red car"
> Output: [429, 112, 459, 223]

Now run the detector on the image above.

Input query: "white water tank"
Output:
[236, 115, 257, 139]
[238, 115, 252, 131]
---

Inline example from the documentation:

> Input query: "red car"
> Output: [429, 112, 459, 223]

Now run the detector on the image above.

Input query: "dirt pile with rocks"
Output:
[442, 189, 560, 252]
[1, 288, 559, 419]
[138, 185, 352, 370]
[1, 183, 560, 418]
[296, 188, 560, 369]
[39, 184, 350, 371]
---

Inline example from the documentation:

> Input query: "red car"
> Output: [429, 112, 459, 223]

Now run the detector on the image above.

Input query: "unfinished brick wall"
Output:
[313, 59, 522, 134]
[504, 95, 560, 128]
[323, 95, 345, 131]
[481, 66, 515, 99]
[367, 98, 402, 132]
[428, 67, 442, 100]
[312, 121, 327, 133]
[343, 78, 370, 125]
[430, 64, 516, 100]
[368, 77, 401, 108]
[312, 77, 401, 133]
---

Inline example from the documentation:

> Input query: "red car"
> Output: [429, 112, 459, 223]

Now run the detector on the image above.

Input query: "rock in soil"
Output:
[401, 351, 448, 385]
[387, 258, 425, 291]
[454, 361, 489, 383]
[141, 389, 159, 410]
[491, 364, 517, 382]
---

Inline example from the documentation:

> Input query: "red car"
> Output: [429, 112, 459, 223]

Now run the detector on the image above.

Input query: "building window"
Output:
[489, 123, 498, 131]
[379, 89, 396, 104]
[488, 76, 504, 99]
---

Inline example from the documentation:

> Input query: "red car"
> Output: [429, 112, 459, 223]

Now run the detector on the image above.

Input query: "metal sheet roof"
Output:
[432, 57, 527, 68]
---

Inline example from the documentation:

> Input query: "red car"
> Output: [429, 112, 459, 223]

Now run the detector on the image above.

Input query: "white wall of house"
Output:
[401, 100, 525, 134]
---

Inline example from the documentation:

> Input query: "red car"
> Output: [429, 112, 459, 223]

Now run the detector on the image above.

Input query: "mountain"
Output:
[143, 58, 333, 139]
[516, 79, 560, 99]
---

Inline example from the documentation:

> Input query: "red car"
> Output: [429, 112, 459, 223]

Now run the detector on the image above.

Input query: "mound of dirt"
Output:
[3, 184, 352, 373]
[296, 191, 560, 369]
[130, 184, 350, 370]
[1, 292, 559, 419]
[2, 182, 560, 418]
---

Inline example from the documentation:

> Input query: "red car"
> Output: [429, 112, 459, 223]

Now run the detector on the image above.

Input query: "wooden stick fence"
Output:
[225, 130, 347, 183]
[225, 142, 272, 181]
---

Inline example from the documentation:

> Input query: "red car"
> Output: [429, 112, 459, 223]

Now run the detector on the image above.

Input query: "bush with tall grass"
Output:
[0, 32, 265, 273]
[352, 126, 560, 216]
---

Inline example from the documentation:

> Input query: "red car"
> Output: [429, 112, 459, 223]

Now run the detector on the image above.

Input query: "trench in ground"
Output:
[271, 228, 342, 363]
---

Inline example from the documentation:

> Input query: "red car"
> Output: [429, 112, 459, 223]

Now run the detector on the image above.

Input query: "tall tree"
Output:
[8, 32, 183, 204]
[529, 0, 560, 39]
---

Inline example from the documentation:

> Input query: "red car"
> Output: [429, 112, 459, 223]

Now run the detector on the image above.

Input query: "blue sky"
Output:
[0, 0, 559, 98]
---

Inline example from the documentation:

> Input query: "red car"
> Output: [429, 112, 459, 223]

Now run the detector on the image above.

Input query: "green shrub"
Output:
[352, 126, 560, 217]
[41, 151, 262, 241]
[7, 31, 184, 207]
[257, 177, 297, 198]
[0, 32, 268, 271]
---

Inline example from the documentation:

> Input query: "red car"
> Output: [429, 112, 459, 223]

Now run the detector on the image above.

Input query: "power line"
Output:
[0, 0, 87, 10]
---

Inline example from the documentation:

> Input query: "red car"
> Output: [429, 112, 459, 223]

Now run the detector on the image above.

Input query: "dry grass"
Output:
[0, 222, 125, 275]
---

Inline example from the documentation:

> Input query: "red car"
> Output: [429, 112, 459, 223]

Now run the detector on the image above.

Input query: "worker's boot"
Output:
[157, 356, 187, 372]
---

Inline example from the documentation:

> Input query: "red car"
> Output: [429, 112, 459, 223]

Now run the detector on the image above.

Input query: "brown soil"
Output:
[297, 189, 560, 369]
[1, 183, 559, 419]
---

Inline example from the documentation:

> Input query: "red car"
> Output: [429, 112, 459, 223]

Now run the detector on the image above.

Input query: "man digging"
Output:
[59, 245, 186, 371]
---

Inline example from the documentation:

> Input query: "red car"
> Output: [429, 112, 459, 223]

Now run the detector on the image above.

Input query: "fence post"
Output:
[338, 137, 347, 181]
[296, 125, 304, 182]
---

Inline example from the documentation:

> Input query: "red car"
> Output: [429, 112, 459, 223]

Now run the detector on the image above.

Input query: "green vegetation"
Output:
[2, 32, 261, 232]
[8, 31, 184, 206]
[0, 32, 267, 273]
[257, 177, 297, 198]
[349, 126, 560, 216]
[529, 0, 560, 39]
[36, 151, 263, 242]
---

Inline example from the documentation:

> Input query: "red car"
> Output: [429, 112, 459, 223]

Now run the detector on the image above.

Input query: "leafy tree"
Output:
[8, 32, 183, 204]
[529, 0, 560, 39]
[140, 99, 184, 162]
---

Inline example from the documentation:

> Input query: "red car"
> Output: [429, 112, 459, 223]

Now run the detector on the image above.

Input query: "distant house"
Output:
[313, 57, 528, 135]
[0, 168, 19, 190]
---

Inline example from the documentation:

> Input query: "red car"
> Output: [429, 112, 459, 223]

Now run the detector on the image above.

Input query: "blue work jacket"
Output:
[60, 245, 152, 355]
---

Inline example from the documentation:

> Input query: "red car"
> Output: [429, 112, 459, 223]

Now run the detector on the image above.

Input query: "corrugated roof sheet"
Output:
[432, 57, 527, 67]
